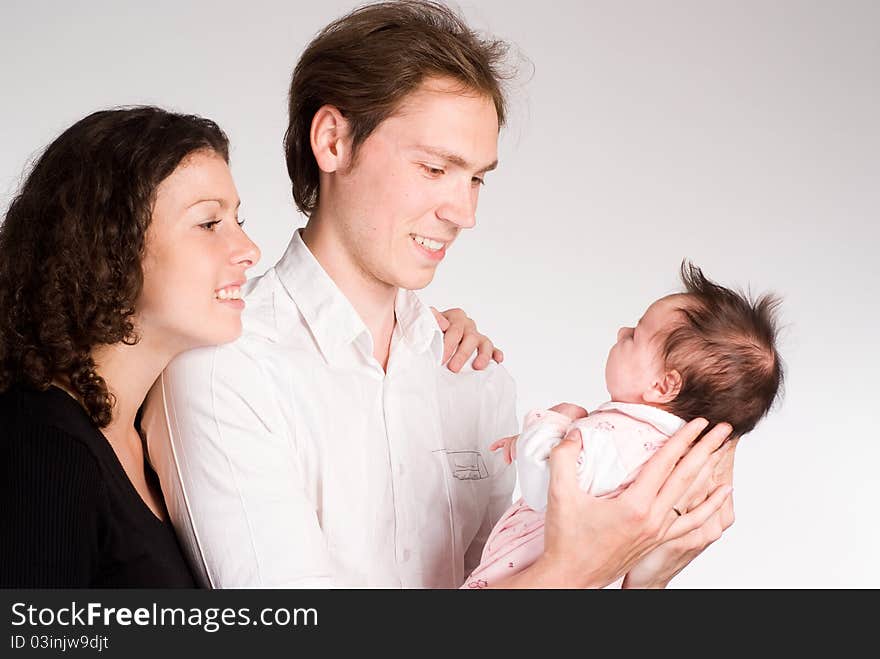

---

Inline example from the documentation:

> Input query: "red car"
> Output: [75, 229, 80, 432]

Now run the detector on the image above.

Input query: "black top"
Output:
[0, 385, 196, 588]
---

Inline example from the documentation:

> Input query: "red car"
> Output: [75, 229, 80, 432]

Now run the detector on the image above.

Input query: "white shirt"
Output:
[142, 230, 517, 588]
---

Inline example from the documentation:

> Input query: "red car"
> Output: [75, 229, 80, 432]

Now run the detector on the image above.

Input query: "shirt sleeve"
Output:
[143, 343, 334, 588]
[463, 365, 519, 575]
[0, 426, 101, 587]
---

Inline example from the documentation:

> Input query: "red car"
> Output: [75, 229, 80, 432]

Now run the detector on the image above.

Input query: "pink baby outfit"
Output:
[462, 401, 685, 589]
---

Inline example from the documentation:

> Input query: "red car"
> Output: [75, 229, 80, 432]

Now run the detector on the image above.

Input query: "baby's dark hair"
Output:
[661, 261, 784, 437]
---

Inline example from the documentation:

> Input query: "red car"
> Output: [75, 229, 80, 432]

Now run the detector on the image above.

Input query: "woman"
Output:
[0, 106, 499, 587]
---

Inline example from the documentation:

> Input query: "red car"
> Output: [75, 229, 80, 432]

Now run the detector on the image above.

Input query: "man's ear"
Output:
[644, 369, 682, 404]
[310, 105, 352, 174]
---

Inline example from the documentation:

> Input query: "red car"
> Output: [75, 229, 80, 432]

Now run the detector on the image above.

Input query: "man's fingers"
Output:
[492, 348, 504, 364]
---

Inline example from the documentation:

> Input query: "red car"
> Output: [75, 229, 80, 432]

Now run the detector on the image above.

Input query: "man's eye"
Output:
[472, 176, 485, 186]
[421, 164, 444, 177]
[199, 220, 221, 231]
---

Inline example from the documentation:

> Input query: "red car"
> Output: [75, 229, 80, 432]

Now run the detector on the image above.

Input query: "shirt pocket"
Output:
[435, 449, 492, 549]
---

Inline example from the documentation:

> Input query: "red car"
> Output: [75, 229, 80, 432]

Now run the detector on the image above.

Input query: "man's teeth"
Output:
[412, 235, 445, 251]
[215, 287, 242, 300]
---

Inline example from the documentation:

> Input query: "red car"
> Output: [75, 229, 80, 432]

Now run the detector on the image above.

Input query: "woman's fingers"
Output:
[448, 332, 481, 371]
[655, 423, 732, 513]
[472, 337, 495, 370]
[441, 325, 465, 369]
[429, 306, 451, 331]
[547, 428, 583, 495]
[627, 419, 729, 507]
[664, 483, 733, 541]
[677, 445, 724, 511]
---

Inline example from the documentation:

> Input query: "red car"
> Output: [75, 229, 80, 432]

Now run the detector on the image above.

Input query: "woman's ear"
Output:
[310, 105, 352, 174]
[644, 369, 682, 404]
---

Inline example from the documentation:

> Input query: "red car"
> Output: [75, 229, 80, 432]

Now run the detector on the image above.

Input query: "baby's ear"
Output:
[644, 369, 682, 404]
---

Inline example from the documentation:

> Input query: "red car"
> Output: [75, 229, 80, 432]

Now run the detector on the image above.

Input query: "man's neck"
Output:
[301, 217, 398, 370]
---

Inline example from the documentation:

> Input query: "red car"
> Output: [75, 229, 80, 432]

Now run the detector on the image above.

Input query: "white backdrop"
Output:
[2, 0, 877, 588]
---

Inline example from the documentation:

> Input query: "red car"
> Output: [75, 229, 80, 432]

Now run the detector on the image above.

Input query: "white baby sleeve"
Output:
[517, 413, 634, 512]
[571, 418, 630, 498]
[516, 410, 572, 513]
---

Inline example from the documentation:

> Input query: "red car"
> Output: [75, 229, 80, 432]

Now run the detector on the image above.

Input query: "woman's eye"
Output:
[199, 220, 221, 231]
[421, 164, 444, 177]
[236, 218, 246, 228]
[472, 176, 485, 186]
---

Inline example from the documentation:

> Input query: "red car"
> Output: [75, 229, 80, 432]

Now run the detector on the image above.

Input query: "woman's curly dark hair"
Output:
[0, 106, 229, 427]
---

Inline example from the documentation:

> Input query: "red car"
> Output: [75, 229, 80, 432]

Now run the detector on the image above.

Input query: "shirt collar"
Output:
[394, 288, 445, 365]
[594, 401, 686, 436]
[275, 229, 443, 365]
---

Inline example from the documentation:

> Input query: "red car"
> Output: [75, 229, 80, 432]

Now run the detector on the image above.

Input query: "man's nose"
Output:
[437, 180, 476, 229]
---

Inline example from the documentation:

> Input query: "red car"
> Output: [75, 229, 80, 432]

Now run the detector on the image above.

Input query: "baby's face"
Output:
[605, 294, 684, 404]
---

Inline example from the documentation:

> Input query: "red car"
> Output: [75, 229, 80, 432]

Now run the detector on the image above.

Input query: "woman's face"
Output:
[138, 149, 260, 353]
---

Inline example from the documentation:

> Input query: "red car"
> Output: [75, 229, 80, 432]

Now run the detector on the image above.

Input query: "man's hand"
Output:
[502, 418, 733, 588]
[431, 307, 503, 372]
[621, 438, 738, 588]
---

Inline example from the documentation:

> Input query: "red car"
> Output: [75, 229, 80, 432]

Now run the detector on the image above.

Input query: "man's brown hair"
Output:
[662, 261, 785, 438]
[284, 0, 511, 216]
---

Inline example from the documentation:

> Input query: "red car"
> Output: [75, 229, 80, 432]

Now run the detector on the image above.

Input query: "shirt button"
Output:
[402, 549, 411, 562]
[398, 463, 404, 476]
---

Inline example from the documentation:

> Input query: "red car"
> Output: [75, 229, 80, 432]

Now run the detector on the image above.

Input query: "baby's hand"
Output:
[490, 403, 587, 467]
[547, 402, 589, 420]
[490, 435, 518, 465]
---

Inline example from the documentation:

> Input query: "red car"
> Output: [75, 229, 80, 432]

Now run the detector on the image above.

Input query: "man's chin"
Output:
[397, 267, 438, 291]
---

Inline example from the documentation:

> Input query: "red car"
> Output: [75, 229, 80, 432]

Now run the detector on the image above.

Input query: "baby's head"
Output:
[605, 261, 784, 437]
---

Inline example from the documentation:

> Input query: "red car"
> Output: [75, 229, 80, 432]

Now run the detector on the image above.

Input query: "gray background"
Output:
[2, 0, 877, 587]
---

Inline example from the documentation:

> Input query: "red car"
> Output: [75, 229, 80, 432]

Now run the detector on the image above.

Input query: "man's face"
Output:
[329, 76, 499, 291]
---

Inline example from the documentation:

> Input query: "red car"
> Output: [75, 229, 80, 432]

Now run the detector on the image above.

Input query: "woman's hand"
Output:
[621, 438, 738, 588]
[496, 418, 733, 588]
[431, 307, 504, 372]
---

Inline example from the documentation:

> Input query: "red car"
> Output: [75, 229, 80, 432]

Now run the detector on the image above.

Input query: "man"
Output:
[144, 0, 734, 588]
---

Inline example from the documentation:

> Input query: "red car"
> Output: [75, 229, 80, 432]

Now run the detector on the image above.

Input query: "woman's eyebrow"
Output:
[186, 198, 241, 210]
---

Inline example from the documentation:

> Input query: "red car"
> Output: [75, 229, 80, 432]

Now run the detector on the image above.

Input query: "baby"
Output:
[464, 261, 784, 589]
